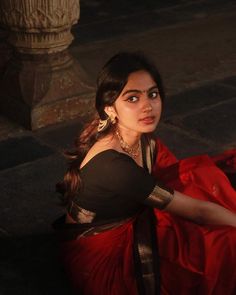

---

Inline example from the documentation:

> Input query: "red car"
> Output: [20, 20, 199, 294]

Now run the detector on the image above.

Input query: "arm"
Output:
[166, 190, 236, 227]
[144, 187, 236, 227]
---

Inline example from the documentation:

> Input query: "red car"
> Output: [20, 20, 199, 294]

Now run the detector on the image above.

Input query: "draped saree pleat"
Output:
[56, 139, 236, 294]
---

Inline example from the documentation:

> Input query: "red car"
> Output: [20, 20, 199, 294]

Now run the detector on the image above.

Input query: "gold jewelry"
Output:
[97, 115, 116, 133]
[146, 185, 174, 210]
[97, 118, 110, 132]
[110, 115, 116, 125]
[116, 129, 140, 159]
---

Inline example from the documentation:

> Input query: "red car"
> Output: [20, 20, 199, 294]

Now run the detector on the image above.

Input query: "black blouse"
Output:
[73, 149, 156, 221]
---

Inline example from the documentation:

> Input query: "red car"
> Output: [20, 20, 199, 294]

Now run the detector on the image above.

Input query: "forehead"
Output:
[121, 70, 156, 93]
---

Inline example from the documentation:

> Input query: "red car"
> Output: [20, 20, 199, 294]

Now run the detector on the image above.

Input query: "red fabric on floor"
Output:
[60, 140, 236, 294]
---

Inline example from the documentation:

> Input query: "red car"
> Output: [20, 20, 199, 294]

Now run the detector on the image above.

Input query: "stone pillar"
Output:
[0, 0, 94, 130]
[0, 28, 12, 77]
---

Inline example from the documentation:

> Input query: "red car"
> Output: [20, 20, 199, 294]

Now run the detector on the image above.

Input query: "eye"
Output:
[126, 96, 139, 103]
[148, 90, 159, 99]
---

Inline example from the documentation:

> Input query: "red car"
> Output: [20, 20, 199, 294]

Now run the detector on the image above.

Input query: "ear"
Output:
[104, 105, 117, 118]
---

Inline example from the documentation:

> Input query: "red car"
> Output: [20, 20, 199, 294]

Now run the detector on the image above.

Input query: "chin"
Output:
[140, 126, 157, 133]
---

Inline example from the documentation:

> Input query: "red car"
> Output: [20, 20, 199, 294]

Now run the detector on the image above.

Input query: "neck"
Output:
[116, 126, 141, 147]
[116, 127, 141, 159]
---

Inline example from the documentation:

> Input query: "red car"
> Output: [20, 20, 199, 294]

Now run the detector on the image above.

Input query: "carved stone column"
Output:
[0, 0, 93, 129]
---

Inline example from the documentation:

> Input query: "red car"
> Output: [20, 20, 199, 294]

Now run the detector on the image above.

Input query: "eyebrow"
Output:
[122, 86, 159, 96]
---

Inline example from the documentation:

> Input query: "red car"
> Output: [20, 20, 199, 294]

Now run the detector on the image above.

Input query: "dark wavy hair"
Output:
[96, 51, 165, 120]
[57, 51, 165, 203]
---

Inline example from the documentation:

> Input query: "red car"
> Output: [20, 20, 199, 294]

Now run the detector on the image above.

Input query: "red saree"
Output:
[59, 140, 236, 295]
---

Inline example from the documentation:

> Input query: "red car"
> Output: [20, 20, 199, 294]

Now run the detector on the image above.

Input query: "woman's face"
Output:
[106, 70, 162, 135]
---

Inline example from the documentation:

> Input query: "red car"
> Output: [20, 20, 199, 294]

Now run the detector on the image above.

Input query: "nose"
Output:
[142, 97, 152, 112]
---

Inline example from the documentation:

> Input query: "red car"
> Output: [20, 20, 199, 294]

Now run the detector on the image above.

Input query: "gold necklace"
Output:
[116, 129, 140, 159]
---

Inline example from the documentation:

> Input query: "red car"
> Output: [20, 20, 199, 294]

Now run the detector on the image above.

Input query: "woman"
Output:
[55, 52, 236, 295]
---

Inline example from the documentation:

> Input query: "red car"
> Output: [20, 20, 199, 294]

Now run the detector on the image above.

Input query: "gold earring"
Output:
[110, 116, 116, 125]
[97, 118, 110, 132]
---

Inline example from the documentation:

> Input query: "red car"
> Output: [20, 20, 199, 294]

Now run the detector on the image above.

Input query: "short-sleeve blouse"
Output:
[73, 149, 156, 221]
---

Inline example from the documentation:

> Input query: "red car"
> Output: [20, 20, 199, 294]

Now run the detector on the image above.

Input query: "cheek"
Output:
[153, 100, 162, 114]
[118, 110, 136, 122]
[116, 104, 138, 117]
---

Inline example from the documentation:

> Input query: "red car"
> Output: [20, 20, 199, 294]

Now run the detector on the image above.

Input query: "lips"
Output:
[139, 116, 155, 124]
